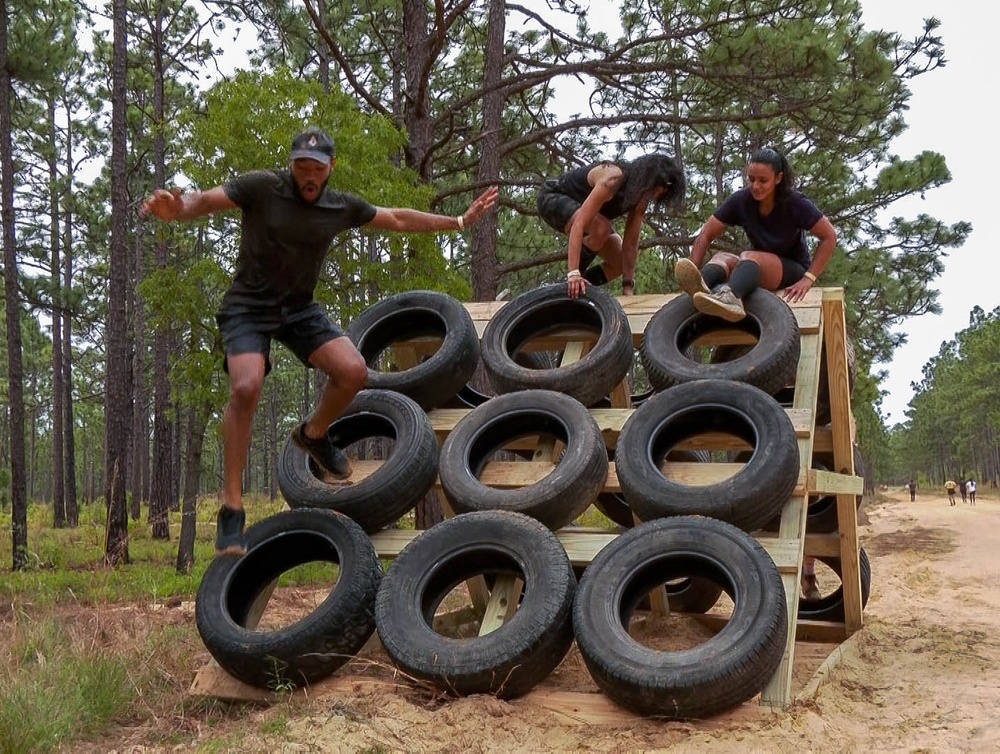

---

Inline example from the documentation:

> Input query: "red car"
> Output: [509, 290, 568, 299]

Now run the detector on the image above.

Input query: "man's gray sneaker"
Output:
[291, 422, 352, 480]
[675, 258, 711, 297]
[693, 284, 746, 322]
[215, 505, 247, 557]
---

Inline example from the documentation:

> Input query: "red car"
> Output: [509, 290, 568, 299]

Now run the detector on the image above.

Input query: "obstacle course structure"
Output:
[191, 286, 864, 716]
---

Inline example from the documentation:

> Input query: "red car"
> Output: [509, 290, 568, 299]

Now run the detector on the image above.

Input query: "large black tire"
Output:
[640, 289, 800, 397]
[195, 509, 382, 690]
[481, 283, 633, 407]
[593, 449, 711, 529]
[346, 290, 480, 410]
[277, 390, 438, 532]
[438, 389, 608, 530]
[573, 516, 788, 719]
[799, 547, 871, 622]
[614, 379, 799, 532]
[375, 510, 576, 699]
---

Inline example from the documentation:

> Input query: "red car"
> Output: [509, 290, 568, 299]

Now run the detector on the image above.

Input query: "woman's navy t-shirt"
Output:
[714, 188, 823, 268]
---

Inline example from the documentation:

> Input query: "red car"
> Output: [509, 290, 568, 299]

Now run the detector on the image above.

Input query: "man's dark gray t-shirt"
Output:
[221, 170, 377, 310]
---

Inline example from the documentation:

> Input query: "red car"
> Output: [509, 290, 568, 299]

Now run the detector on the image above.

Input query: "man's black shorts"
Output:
[215, 302, 344, 375]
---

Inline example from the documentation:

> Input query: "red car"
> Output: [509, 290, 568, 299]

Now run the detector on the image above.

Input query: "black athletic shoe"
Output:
[215, 505, 247, 557]
[291, 422, 353, 480]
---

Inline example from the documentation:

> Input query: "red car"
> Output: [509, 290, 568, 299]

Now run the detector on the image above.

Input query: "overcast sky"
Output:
[209, 1, 994, 426]
[857, 0, 996, 425]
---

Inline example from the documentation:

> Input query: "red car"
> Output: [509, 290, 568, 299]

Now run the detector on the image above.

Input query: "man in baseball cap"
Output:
[140, 124, 498, 558]
[290, 126, 336, 163]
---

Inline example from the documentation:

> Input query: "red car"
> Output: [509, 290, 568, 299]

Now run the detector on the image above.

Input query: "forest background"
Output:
[1, 0, 998, 570]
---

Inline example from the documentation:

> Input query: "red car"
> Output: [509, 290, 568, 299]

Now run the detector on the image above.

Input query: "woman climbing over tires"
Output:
[537, 154, 685, 298]
[674, 147, 838, 321]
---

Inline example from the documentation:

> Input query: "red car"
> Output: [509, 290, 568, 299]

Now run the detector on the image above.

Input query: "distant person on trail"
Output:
[141, 126, 498, 557]
[959, 479, 968, 503]
[945, 479, 957, 506]
[967, 479, 977, 505]
[908, 479, 917, 502]
[674, 147, 837, 322]
[536, 154, 685, 299]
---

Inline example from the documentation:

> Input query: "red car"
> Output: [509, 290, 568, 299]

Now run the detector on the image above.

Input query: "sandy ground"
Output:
[125, 487, 1000, 752]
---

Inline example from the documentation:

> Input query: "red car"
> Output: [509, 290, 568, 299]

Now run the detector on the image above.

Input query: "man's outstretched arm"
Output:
[141, 186, 237, 223]
[366, 186, 498, 233]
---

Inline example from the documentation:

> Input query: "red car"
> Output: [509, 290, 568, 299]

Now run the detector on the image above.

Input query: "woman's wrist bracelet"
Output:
[803, 271, 817, 283]
[567, 270, 582, 279]
[622, 278, 635, 288]
[456, 214, 465, 231]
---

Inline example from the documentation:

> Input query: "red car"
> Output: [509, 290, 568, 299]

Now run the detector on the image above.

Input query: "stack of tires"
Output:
[193, 284, 857, 720]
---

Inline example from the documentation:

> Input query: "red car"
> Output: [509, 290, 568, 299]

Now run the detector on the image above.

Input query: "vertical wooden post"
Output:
[821, 291, 863, 633]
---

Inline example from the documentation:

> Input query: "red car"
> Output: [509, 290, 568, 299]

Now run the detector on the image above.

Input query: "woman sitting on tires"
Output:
[537, 154, 685, 299]
[674, 147, 837, 322]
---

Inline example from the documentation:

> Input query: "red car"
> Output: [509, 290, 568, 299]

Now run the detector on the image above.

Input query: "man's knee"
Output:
[338, 349, 368, 393]
[228, 373, 264, 411]
[314, 338, 368, 393]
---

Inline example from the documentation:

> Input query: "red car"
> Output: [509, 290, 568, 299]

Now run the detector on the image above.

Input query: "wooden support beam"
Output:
[760, 315, 824, 710]
[821, 292, 863, 635]
[429, 407, 816, 445]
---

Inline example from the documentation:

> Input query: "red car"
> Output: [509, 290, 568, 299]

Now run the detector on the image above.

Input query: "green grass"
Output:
[0, 495, 289, 605]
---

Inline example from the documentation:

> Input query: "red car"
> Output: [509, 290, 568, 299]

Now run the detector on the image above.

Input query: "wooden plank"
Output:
[794, 619, 850, 644]
[372, 528, 803, 574]
[428, 407, 815, 444]
[811, 468, 864, 495]
[463, 291, 824, 342]
[345, 458, 858, 499]
[792, 332, 823, 422]
[821, 293, 863, 635]
[478, 576, 523, 635]
[760, 300, 826, 711]
[189, 662, 410, 703]
[690, 615, 848, 645]
[189, 659, 775, 725]
[804, 533, 843, 558]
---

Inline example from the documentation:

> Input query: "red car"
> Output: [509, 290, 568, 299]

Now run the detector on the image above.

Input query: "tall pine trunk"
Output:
[149, 10, 171, 539]
[470, 0, 505, 302]
[1, 0, 28, 570]
[49, 97, 66, 527]
[104, 0, 131, 566]
[130, 219, 147, 521]
[62, 109, 79, 526]
[176, 401, 211, 573]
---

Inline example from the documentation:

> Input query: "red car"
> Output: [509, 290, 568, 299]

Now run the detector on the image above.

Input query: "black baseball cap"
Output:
[290, 127, 335, 163]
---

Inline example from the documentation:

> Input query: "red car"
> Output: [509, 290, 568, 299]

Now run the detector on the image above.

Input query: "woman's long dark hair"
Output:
[749, 147, 795, 203]
[619, 153, 685, 211]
